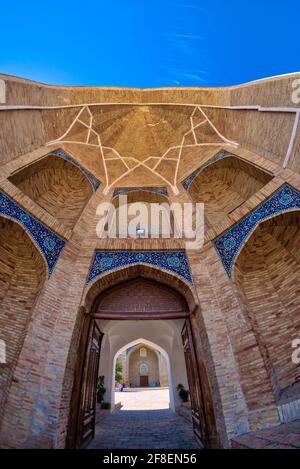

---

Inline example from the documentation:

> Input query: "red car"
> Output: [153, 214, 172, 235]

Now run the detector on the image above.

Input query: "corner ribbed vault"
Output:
[189, 156, 273, 231]
[9, 155, 94, 229]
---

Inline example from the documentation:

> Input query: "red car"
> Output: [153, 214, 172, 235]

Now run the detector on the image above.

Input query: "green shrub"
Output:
[115, 360, 123, 383]
[97, 375, 106, 403]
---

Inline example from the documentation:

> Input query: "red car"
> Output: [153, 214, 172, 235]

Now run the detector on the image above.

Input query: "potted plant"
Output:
[177, 383, 189, 402]
[101, 402, 111, 410]
[96, 375, 106, 404]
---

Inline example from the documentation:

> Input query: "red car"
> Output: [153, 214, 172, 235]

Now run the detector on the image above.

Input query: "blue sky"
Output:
[1, 0, 299, 87]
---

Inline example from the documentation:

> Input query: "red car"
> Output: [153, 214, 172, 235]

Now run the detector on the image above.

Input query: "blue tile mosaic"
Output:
[181, 150, 232, 191]
[214, 183, 300, 278]
[87, 250, 193, 285]
[0, 191, 66, 276]
[112, 187, 168, 198]
[51, 149, 101, 192]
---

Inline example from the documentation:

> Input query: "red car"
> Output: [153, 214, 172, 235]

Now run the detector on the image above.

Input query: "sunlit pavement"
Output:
[115, 388, 170, 410]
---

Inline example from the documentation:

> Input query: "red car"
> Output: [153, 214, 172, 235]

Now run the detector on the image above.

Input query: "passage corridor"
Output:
[88, 409, 199, 449]
[88, 390, 199, 449]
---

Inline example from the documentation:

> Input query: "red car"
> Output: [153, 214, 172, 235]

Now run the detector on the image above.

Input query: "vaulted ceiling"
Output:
[48, 104, 237, 194]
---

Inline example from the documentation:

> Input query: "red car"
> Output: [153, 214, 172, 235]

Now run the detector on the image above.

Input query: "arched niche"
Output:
[9, 154, 94, 229]
[83, 263, 196, 314]
[111, 189, 174, 237]
[95, 277, 189, 319]
[0, 216, 47, 420]
[189, 156, 273, 232]
[232, 210, 300, 411]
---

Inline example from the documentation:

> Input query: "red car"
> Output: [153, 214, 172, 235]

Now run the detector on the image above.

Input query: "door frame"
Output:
[67, 279, 217, 448]
[140, 375, 149, 387]
[66, 314, 103, 448]
[76, 320, 103, 448]
[182, 318, 219, 448]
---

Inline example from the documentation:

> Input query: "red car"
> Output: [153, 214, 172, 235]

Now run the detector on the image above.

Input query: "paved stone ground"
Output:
[232, 419, 300, 449]
[88, 389, 199, 449]
[88, 409, 199, 449]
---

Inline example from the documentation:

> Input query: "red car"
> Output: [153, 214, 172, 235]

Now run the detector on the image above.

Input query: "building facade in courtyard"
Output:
[0, 73, 300, 448]
[116, 344, 169, 388]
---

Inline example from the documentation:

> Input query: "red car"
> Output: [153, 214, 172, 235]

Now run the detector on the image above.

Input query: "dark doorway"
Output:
[67, 277, 218, 449]
[140, 376, 149, 387]
[182, 319, 219, 448]
[67, 318, 103, 448]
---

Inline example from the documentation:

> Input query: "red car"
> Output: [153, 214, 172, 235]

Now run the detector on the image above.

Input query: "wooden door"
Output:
[76, 320, 103, 448]
[140, 376, 148, 387]
[181, 319, 209, 448]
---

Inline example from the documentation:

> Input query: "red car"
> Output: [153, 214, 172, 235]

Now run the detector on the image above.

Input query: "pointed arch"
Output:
[9, 152, 96, 229]
[82, 263, 197, 314]
[112, 338, 175, 411]
[231, 210, 300, 424]
[0, 216, 47, 421]
[188, 154, 273, 232]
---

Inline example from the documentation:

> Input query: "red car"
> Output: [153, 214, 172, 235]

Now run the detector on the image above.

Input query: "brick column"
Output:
[169, 188, 250, 446]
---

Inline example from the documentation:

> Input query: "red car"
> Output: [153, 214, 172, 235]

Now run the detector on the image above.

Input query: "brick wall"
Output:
[0, 218, 46, 420]
[97, 278, 188, 313]
[234, 212, 300, 402]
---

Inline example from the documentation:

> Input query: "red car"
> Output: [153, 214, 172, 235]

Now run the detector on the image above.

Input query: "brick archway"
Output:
[67, 264, 221, 448]
[188, 155, 272, 232]
[112, 338, 174, 410]
[9, 153, 94, 230]
[94, 277, 189, 320]
[232, 210, 300, 428]
[0, 216, 47, 440]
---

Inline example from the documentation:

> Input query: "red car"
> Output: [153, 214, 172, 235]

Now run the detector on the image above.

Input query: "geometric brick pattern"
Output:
[9, 152, 95, 231]
[97, 278, 188, 313]
[232, 419, 300, 449]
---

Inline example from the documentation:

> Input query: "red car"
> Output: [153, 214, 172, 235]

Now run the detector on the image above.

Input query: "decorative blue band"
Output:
[51, 149, 101, 192]
[214, 183, 300, 278]
[0, 191, 66, 276]
[182, 150, 232, 191]
[87, 250, 193, 285]
[112, 187, 168, 198]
